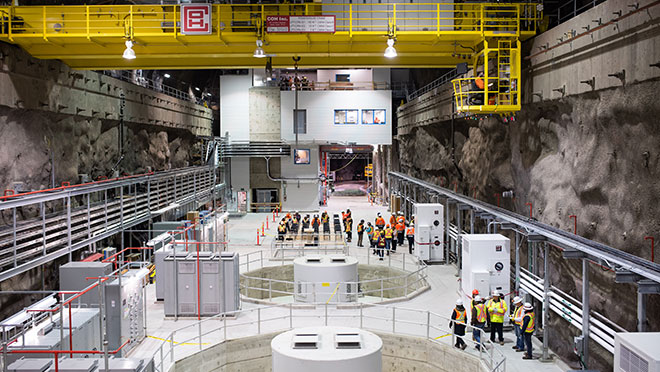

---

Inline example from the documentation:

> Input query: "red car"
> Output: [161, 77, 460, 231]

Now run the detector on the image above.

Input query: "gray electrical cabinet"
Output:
[104, 269, 147, 357]
[154, 243, 187, 301]
[5, 308, 100, 365]
[163, 252, 239, 317]
[59, 262, 113, 306]
[220, 252, 240, 313]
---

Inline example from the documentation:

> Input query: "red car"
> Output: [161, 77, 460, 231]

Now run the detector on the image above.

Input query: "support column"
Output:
[542, 242, 550, 361]
[456, 205, 462, 277]
[515, 232, 520, 294]
[637, 290, 646, 332]
[445, 198, 450, 264]
[470, 210, 474, 234]
[582, 259, 590, 368]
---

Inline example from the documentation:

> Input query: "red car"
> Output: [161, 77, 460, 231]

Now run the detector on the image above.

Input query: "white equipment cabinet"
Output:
[460, 234, 510, 318]
[413, 203, 444, 262]
[614, 332, 660, 372]
[271, 326, 382, 372]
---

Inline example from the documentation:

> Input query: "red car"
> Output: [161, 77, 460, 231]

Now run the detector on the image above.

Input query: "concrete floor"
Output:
[129, 195, 568, 372]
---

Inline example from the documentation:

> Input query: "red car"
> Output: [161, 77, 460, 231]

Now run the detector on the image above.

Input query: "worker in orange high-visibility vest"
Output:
[384, 225, 393, 255]
[512, 296, 525, 352]
[396, 211, 405, 225]
[389, 213, 396, 226]
[471, 295, 487, 350]
[375, 213, 385, 230]
[521, 303, 535, 360]
[451, 299, 468, 350]
[406, 225, 415, 254]
[395, 220, 405, 246]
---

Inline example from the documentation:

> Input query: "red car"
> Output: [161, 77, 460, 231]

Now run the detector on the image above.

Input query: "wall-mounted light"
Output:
[254, 39, 266, 58]
[384, 38, 397, 58]
[163, 73, 171, 78]
[123, 40, 136, 60]
[194, 87, 201, 91]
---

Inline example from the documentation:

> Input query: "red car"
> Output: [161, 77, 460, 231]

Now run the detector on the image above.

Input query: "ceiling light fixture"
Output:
[384, 38, 397, 58]
[195, 87, 201, 91]
[123, 40, 136, 60]
[254, 39, 266, 58]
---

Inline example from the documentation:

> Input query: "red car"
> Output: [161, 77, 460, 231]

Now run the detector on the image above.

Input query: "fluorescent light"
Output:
[163, 73, 171, 78]
[384, 38, 397, 58]
[254, 39, 266, 58]
[123, 40, 136, 60]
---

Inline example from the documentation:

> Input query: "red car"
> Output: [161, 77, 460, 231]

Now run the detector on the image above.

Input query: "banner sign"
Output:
[181, 4, 212, 35]
[266, 15, 336, 33]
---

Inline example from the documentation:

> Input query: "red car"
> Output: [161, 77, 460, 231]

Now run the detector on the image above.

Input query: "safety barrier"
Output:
[148, 302, 506, 372]
[519, 268, 626, 354]
[237, 249, 428, 304]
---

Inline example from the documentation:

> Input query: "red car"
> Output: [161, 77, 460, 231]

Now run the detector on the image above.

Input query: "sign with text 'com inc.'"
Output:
[181, 4, 212, 35]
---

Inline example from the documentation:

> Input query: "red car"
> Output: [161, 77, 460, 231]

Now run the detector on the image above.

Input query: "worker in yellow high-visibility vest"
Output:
[384, 225, 394, 255]
[512, 296, 525, 352]
[521, 303, 535, 360]
[471, 295, 487, 350]
[486, 290, 507, 345]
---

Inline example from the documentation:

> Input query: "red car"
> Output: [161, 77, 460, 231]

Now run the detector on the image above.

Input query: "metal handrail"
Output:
[100, 70, 205, 106]
[0, 3, 538, 39]
[237, 249, 428, 303]
[149, 302, 506, 372]
[407, 69, 459, 101]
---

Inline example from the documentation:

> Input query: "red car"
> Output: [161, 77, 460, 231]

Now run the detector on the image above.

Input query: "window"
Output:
[334, 109, 359, 124]
[294, 109, 307, 134]
[294, 149, 311, 165]
[335, 74, 350, 82]
[361, 109, 386, 125]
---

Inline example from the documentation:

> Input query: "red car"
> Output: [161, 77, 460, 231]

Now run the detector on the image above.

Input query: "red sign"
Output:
[181, 4, 212, 35]
[266, 15, 336, 33]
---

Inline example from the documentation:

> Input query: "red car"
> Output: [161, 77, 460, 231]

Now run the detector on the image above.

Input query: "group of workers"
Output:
[450, 289, 535, 359]
[278, 210, 353, 240]
[351, 212, 416, 260]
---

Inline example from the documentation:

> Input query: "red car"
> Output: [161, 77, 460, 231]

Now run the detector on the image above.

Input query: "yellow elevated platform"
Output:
[0, 3, 537, 70]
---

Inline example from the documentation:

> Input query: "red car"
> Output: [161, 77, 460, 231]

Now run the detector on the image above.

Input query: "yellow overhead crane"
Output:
[0, 2, 540, 114]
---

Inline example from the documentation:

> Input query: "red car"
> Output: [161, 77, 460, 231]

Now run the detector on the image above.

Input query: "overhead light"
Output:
[384, 38, 397, 58]
[122, 40, 136, 60]
[254, 39, 266, 58]
[163, 73, 171, 78]
[195, 87, 200, 91]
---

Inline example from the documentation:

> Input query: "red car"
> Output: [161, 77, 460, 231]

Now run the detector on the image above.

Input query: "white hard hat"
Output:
[474, 295, 482, 302]
[492, 290, 501, 297]
[524, 302, 533, 311]
[456, 299, 463, 306]
[513, 296, 522, 304]
[377, 213, 381, 216]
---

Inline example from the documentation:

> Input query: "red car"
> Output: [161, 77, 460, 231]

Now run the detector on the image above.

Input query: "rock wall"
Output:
[393, 79, 660, 371]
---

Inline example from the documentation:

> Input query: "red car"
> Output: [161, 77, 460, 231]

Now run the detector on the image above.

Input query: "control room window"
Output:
[294, 109, 307, 134]
[361, 109, 386, 125]
[334, 109, 358, 125]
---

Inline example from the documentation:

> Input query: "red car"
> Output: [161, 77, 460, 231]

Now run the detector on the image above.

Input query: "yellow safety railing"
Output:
[0, 3, 538, 40]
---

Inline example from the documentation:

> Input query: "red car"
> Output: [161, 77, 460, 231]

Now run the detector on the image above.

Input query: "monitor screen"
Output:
[294, 149, 311, 165]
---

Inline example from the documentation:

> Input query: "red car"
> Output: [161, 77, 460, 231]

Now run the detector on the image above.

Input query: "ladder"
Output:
[497, 39, 513, 106]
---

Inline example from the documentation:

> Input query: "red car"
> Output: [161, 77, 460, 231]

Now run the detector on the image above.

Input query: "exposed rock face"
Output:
[394, 80, 660, 371]
[0, 106, 195, 194]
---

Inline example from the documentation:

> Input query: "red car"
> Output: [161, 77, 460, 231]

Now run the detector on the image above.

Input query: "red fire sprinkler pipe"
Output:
[452, 180, 458, 192]
[471, 186, 477, 199]
[525, 202, 533, 218]
[569, 215, 577, 234]
[494, 193, 501, 208]
[645, 236, 655, 263]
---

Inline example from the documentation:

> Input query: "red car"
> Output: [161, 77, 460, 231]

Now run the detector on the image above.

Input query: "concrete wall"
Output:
[281, 90, 393, 145]
[0, 44, 212, 137]
[172, 330, 486, 372]
[220, 75, 252, 141]
[249, 87, 281, 142]
[526, 0, 660, 101]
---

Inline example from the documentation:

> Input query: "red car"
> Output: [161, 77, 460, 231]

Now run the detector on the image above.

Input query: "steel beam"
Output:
[389, 172, 660, 284]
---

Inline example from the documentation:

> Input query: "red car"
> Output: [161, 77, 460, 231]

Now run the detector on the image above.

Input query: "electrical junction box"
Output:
[614, 332, 660, 372]
[413, 203, 444, 262]
[460, 234, 510, 318]
[105, 268, 148, 357]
